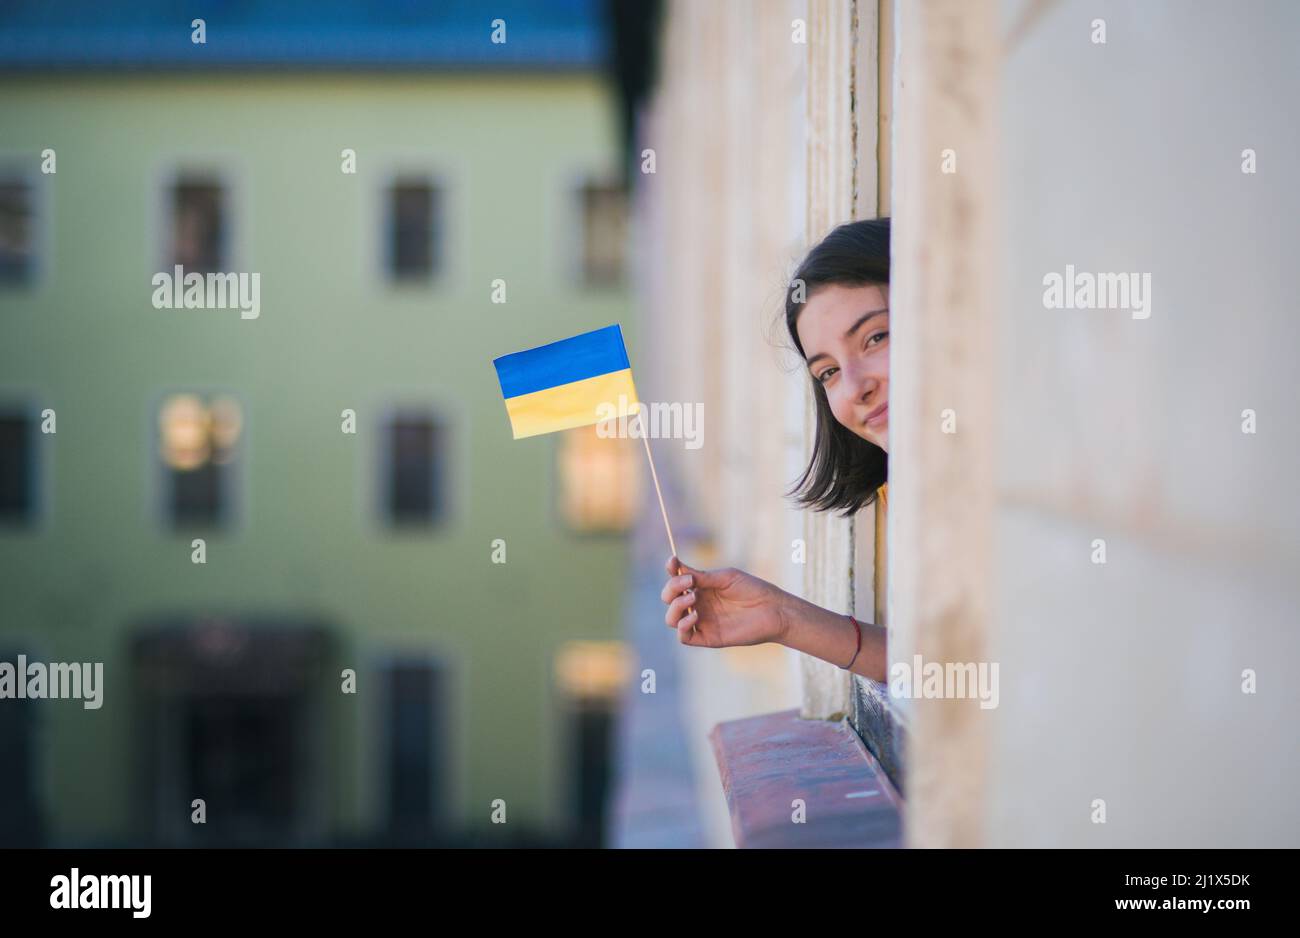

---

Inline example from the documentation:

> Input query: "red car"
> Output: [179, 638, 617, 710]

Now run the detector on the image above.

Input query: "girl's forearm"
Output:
[777, 590, 888, 683]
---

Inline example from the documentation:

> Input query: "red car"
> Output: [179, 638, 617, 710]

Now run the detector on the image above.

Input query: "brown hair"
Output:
[784, 218, 890, 515]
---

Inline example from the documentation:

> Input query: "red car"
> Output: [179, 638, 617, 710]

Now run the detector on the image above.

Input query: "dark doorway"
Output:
[0, 645, 42, 847]
[132, 618, 333, 846]
[569, 697, 616, 848]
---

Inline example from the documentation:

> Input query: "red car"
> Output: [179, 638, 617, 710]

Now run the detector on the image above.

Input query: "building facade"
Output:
[0, 3, 636, 846]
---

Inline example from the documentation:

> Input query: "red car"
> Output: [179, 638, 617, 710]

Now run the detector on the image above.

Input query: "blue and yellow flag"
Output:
[492, 324, 641, 439]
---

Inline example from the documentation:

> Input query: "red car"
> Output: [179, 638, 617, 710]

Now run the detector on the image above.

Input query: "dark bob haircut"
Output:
[785, 217, 890, 515]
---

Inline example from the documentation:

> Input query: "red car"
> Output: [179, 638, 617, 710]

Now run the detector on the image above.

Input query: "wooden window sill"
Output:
[850, 676, 907, 794]
[709, 708, 903, 848]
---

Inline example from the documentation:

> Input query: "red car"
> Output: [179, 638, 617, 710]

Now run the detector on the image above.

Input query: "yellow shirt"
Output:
[877, 482, 888, 509]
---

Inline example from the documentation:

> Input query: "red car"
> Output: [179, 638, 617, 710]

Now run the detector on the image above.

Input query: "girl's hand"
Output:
[660, 555, 789, 648]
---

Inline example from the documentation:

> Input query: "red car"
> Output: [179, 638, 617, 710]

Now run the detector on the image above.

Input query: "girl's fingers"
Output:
[659, 573, 694, 604]
[667, 554, 698, 579]
[677, 610, 699, 642]
[664, 592, 695, 627]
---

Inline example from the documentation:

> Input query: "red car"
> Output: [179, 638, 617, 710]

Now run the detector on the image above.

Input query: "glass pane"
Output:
[159, 394, 240, 529]
[0, 182, 33, 284]
[388, 182, 438, 280]
[581, 182, 627, 286]
[171, 180, 226, 273]
[0, 413, 34, 523]
[386, 662, 441, 832]
[558, 425, 637, 531]
[387, 415, 442, 524]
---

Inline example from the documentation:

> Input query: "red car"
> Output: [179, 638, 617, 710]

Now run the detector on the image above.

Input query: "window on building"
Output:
[0, 644, 42, 846]
[383, 412, 446, 526]
[0, 410, 36, 526]
[379, 658, 446, 839]
[133, 619, 331, 846]
[158, 394, 242, 529]
[577, 180, 628, 286]
[555, 641, 630, 847]
[169, 177, 227, 273]
[0, 179, 35, 286]
[386, 180, 442, 281]
[557, 424, 638, 532]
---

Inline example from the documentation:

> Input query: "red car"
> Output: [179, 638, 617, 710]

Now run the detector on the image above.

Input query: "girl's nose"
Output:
[843, 360, 878, 403]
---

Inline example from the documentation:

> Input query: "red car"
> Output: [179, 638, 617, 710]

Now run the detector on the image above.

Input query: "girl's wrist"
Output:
[775, 590, 810, 648]
[776, 592, 870, 674]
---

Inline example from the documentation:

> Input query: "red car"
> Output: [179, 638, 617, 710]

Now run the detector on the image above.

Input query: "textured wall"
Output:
[987, 0, 1300, 846]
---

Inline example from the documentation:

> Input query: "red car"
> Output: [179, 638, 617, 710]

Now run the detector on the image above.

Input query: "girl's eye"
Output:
[817, 367, 838, 384]
[866, 330, 889, 347]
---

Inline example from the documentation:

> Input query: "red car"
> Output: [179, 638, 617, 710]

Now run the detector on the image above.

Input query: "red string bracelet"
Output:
[841, 614, 863, 671]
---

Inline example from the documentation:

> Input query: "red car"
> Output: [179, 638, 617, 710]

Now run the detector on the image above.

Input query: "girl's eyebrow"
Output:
[806, 307, 889, 368]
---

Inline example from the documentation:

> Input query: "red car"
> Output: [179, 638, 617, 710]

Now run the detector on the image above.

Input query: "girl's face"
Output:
[796, 282, 890, 452]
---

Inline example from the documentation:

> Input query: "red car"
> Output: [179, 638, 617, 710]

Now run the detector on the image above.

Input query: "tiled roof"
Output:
[0, 0, 607, 70]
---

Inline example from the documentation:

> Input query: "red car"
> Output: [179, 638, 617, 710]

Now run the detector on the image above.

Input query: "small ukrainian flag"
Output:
[492, 324, 641, 439]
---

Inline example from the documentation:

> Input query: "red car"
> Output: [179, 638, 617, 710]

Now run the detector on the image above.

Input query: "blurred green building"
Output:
[0, 1, 639, 847]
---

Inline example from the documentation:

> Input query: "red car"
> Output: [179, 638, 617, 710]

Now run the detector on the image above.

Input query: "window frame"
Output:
[848, 491, 907, 788]
[362, 396, 466, 538]
[797, 0, 912, 792]
[151, 159, 247, 280]
[0, 638, 50, 845]
[369, 162, 457, 292]
[0, 159, 50, 290]
[555, 169, 630, 290]
[367, 650, 452, 837]
[845, 0, 910, 787]
[364, 643, 467, 841]
[148, 388, 248, 536]
[377, 408, 449, 529]
[548, 424, 641, 537]
[0, 396, 51, 532]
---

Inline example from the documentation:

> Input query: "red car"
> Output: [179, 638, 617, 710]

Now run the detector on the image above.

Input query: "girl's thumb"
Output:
[678, 563, 720, 588]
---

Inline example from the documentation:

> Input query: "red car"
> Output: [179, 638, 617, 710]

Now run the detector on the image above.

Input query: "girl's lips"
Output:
[865, 402, 889, 427]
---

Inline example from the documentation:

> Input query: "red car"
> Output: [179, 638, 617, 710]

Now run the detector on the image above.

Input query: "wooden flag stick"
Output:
[636, 408, 696, 627]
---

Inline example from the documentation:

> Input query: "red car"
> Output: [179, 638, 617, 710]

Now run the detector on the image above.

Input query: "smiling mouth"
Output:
[864, 403, 889, 428]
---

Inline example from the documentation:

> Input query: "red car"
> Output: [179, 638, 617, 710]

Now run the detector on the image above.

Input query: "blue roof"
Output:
[0, 0, 608, 70]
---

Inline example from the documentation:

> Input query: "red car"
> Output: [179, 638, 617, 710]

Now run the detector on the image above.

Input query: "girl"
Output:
[659, 218, 891, 682]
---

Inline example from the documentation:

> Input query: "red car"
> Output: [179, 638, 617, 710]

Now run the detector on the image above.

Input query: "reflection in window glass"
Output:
[555, 641, 630, 847]
[159, 394, 242, 528]
[558, 424, 638, 532]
